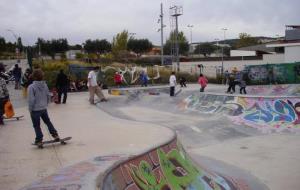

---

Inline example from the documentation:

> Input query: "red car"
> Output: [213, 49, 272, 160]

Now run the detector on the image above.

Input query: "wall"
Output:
[285, 46, 300, 63]
[262, 54, 284, 64]
[230, 50, 256, 57]
[103, 137, 248, 190]
[180, 60, 263, 77]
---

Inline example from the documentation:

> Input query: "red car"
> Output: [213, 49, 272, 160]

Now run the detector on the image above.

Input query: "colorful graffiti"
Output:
[180, 94, 300, 133]
[245, 62, 300, 85]
[246, 84, 300, 96]
[103, 138, 248, 190]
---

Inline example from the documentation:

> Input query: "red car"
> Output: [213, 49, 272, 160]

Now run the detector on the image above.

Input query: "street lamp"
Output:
[7, 29, 20, 62]
[187, 24, 194, 57]
[221, 28, 227, 77]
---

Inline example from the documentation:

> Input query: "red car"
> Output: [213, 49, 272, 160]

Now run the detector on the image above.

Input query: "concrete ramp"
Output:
[102, 136, 267, 190]
[180, 93, 300, 133]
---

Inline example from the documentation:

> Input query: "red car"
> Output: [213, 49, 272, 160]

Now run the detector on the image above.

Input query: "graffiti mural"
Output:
[180, 94, 300, 133]
[245, 62, 300, 85]
[104, 138, 248, 190]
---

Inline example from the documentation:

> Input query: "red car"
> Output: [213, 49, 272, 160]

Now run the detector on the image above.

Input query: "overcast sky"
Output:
[0, 0, 299, 46]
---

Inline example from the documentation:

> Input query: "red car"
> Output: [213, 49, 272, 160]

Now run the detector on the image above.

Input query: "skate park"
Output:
[1, 66, 299, 190]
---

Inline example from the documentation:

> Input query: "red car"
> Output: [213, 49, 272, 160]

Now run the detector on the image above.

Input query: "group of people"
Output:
[168, 72, 208, 96]
[224, 70, 247, 94]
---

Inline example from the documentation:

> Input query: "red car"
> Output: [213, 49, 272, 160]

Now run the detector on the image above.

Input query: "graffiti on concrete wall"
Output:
[105, 138, 247, 190]
[245, 62, 300, 84]
[180, 94, 300, 133]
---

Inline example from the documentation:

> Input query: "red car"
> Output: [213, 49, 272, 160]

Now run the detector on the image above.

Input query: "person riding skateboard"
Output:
[88, 66, 107, 104]
[28, 69, 60, 146]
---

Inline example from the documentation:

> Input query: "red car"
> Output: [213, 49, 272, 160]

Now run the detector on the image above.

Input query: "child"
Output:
[198, 74, 208, 92]
[28, 69, 60, 147]
[179, 77, 187, 87]
[239, 79, 247, 94]
[169, 71, 176, 96]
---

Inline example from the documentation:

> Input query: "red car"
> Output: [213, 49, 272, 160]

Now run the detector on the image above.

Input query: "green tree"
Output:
[163, 31, 189, 55]
[127, 38, 153, 55]
[112, 30, 128, 55]
[236, 33, 259, 48]
[194, 43, 217, 57]
[0, 37, 6, 53]
[84, 39, 111, 54]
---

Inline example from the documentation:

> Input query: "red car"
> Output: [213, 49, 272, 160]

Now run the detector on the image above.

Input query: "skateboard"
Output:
[4, 115, 24, 120]
[174, 89, 182, 96]
[32, 137, 72, 149]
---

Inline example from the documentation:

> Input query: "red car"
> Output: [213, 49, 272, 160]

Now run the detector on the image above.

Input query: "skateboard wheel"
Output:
[61, 141, 67, 145]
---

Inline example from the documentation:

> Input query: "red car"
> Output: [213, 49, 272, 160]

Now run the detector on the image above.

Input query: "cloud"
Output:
[0, 0, 299, 45]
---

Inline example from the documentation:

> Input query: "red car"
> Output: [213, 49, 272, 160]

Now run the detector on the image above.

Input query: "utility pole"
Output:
[7, 29, 20, 63]
[160, 3, 164, 66]
[187, 24, 194, 57]
[170, 6, 182, 72]
[221, 28, 227, 76]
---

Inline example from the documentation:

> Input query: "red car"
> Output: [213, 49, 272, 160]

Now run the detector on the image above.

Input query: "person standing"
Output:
[114, 72, 122, 87]
[21, 68, 32, 98]
[56, 69, 69, 104]
[12, 64, 22, 89]
[169, 71, 176, 96]
[179, 77, 187, 87]
[0, 63, 9, 125]
[224, 70, 230, 85]
[140, 71, 148, 87]
[239, 78, 247, 94]
[198, 74, 208, 92]
[28, 69, 60, 146]
[227, 75, 236, 94]
[88, 66, 107, 104]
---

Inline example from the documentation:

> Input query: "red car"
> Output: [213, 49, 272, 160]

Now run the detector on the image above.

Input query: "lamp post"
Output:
[187, 24, 194, 57]
[221, 28, 227, 76]
[7, 29, 20, 62]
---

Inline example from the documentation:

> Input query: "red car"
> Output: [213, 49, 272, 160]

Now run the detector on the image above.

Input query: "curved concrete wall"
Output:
[180, 93, 300, 133]
[102, 136, 249, 190]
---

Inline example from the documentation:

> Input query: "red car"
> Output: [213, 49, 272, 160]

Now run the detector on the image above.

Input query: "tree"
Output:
[0, 37, 6, 53]
[194, 43, 217, 57]
[84, 39, 111, 54]
[236, 33, 259, 48]
[163, 31, 189, 55]
[127, 38, 153, 55]
[69, 44, 82, 50]
[35, 38, 69, 59]
[112, 30, 129, 55]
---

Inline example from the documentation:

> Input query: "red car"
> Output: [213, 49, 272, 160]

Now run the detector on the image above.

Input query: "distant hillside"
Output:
[196, 36, 278, 49]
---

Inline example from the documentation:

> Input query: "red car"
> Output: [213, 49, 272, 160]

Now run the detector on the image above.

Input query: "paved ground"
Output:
[98, 84, 300, 190]
[0, 89, 173, 190]
[0, 61, 299, 190]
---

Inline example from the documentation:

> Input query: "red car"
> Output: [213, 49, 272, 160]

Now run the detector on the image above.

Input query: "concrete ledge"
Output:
[108, 86, 170, 96]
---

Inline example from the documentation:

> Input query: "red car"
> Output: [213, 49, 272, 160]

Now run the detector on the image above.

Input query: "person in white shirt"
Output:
[87, 66, 107, 104]
[169, 71, 176, 96]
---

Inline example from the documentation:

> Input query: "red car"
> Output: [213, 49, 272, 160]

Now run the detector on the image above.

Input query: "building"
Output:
[266, 25, 300, 63]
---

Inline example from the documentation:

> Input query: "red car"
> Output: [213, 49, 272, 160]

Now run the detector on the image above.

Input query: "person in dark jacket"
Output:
[12, 64, 22, 89]
[56, 69, 69, 104]
[179, 77, 187, 87]
[28, 69, 60, 146]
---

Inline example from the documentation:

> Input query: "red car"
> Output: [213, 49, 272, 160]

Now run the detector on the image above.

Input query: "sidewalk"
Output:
[0, 91, 174, 190]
